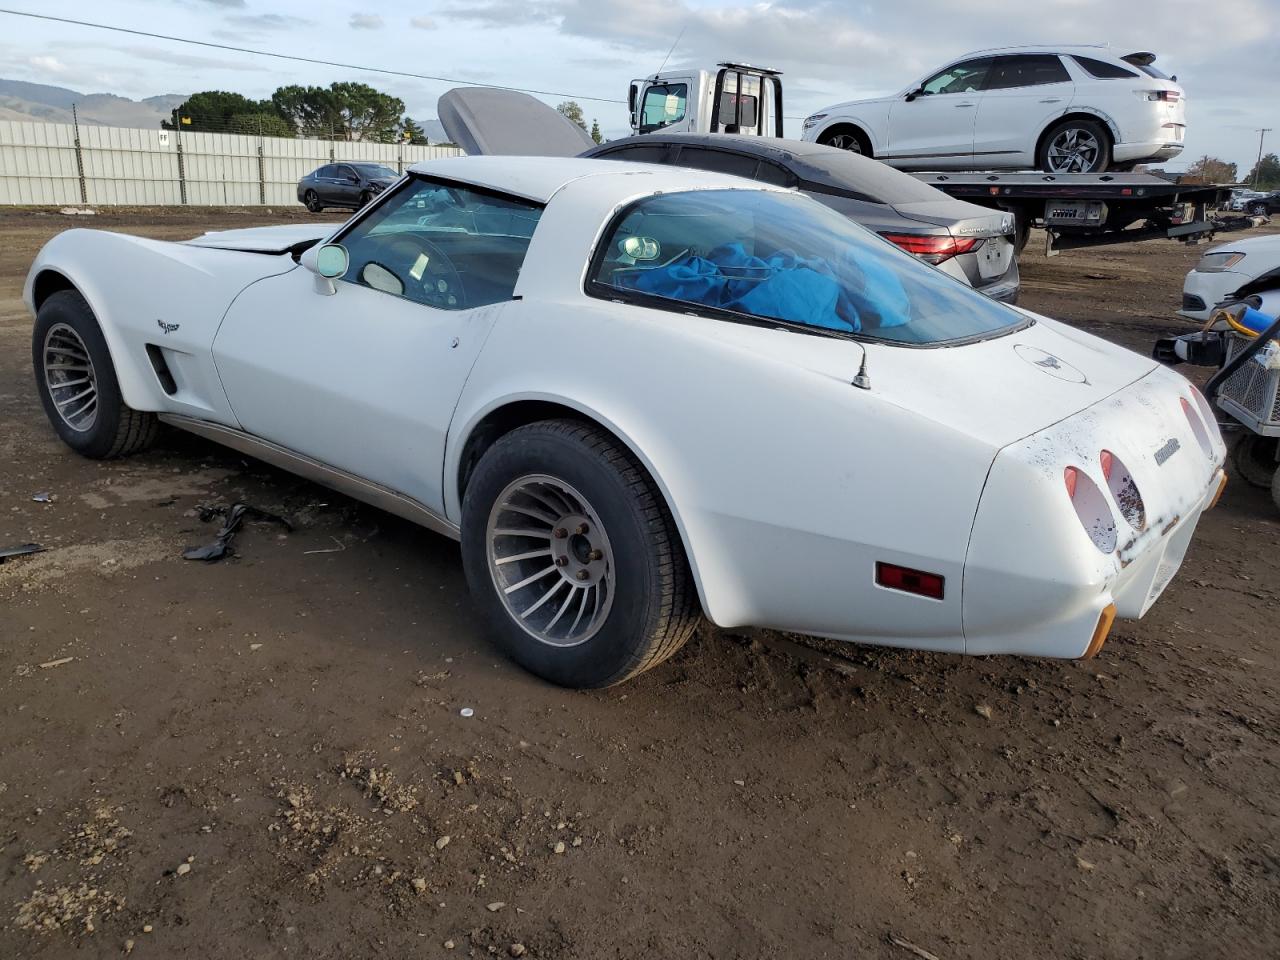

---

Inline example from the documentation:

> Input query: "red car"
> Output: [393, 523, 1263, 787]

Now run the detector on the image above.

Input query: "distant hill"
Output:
[0, 79, 187, 129]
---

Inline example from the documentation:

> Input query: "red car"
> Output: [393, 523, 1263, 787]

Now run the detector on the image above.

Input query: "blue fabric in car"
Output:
[619, 242, 910, 332]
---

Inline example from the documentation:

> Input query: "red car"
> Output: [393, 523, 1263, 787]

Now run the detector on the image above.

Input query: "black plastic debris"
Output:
[0, 543, 45, 564]
[183, 502, 293, 562]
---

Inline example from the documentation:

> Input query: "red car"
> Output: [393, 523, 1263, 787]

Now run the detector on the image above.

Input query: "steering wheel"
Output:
[382, 235, 467, 310]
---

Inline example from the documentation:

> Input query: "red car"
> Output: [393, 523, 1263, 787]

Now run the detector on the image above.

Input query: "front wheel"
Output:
[461, 420, 700, 688]
[32, 290, 158, 459]
[1233, 434, 1278, 489]
[1038, 119, 1110, 173]
[304, 189, 323, 213]
[818, 127, 868, 155]
[1248, 202, 1267, 217]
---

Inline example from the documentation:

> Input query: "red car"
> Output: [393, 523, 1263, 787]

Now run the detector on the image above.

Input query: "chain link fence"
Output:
[0, 118, 462, 206]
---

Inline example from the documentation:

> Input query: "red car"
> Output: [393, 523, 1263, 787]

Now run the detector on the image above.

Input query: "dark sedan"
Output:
[297, 162, 400, 213]
[583, 134, 1020, 302]
[1245, 191, 1280, 216]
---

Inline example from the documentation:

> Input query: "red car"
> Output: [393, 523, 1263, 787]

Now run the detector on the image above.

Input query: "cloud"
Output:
[439, 1, 557, 27]
[226, 14, 311, 31]
[195, 0, 246, 7]
[409, 16, 437, 29]
[349, 13, 384, 29]
[27, 55, 68, 75]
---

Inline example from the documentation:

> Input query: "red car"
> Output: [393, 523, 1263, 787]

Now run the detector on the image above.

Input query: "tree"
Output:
[590, 119, 603, 144]
[272, 82, 405, 142]
[401, 116, 429, 145]
[1246, 152, 1280, 191]
[1186, 155, 1237, 183]
[557, 100, 587, 132]
[164, 90, 278, 132]
[228, 112, 295, 138]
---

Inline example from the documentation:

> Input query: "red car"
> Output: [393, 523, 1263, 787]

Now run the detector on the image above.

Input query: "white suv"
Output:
[802, 46, 1185, 173]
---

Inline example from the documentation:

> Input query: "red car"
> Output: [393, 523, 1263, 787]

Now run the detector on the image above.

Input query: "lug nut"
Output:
[554, 556, 569, 567]
[553, 528, 568, 539]
[587, 549, 603, 562]
[576, 523, 589, 535]
[575, 570, 590, 581]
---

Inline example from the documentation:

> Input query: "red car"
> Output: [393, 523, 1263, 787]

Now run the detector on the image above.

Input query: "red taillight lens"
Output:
[1064, 466, 1079, 499]
[1099, 449, 1114, 480]
[880, 233, 980, 265]
[875, 562, 945, 600]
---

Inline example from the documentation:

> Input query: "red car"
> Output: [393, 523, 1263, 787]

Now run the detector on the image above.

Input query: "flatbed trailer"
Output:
[909, 171, 1256, 255]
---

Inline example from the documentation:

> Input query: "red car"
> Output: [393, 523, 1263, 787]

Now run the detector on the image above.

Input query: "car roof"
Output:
[404, 154, 785, 204]
[586, 134, 953, 205]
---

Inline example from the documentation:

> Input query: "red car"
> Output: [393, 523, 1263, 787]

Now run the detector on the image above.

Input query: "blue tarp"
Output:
[618, 242, 911, 332]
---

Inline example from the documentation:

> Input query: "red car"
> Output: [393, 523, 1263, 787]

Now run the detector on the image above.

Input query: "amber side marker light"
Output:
[1083, 603, 1117, 659]
[1209, 472, 1228, 510]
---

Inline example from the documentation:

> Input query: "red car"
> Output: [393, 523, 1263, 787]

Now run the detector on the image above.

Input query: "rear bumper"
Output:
[1114, 139, 1184, 163]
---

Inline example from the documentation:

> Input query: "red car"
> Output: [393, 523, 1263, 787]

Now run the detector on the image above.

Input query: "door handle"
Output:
[954, 102, 975, 108]
[1039, 97, 1063, 104]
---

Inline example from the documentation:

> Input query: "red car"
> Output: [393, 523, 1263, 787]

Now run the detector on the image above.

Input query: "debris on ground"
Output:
[182, 502, 293, 562]
[32, 491, 55, 503]
[38, 657, 74, 669]
[888, 934, 943, 960]
[0, 542, 45, 564]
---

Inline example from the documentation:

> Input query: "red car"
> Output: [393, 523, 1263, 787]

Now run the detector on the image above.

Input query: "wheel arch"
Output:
[1036, 110, 1118, 163]
[448, 394, 715, 620]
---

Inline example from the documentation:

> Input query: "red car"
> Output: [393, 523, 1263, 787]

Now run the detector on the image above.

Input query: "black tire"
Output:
[304, 189, 323, 213]
[461, 419, 700, 688]
[1037, 118, 1111, 173]
[359, 191, 372, 207]
[32, 290, 158, 460]
[1271, 463, 1280, 513]
[1248, 202, 1267, 217]
[1232, 434, 1278, 489]
[818, 126, 870, 156]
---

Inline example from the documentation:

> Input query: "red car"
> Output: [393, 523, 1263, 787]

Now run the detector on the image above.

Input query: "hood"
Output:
[863, 312, 1159, 449]
[185, 224, 332, 254]
[438, 86, 595, 157]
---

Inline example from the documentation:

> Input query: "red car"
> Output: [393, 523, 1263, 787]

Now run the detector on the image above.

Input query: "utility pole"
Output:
[1253, 128, 1272, 190]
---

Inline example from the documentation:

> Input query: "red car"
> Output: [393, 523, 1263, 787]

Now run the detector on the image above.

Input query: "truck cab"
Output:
[629, 63, 784, 138]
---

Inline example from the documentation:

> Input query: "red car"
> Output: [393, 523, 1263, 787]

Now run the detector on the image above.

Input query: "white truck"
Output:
[629, 63, 784, 138]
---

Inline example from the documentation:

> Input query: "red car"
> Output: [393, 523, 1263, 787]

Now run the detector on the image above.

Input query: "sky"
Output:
[1, 0, 1277, 173]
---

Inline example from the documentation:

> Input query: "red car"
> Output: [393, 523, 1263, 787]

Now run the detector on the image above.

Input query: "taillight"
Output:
[1063, 465, 1118, 553]
[1141, 90, 1180, 102]
[880, 233, 980, 265]
[1180, 397, 1215, 459]
[875, 562, 944, 600]
[1100, 449, 1146, 531]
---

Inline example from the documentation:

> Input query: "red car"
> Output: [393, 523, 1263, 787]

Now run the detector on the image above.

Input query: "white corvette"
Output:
[25, 156, 1226, 687]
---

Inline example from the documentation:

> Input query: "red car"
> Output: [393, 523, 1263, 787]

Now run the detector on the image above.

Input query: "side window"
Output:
[335, 177, 544, 311]
[1071, 55, 1139, 79]
[317, 165, 336, 179]
[919, 58, 992, 96]
[985, 55, 1071, 90]
[753, 160, 794, 187]
[337, 165, 358, 182]
[639, 83, 687, 134]
[595, 144, 672, 164]
[678, 148, 761, 180]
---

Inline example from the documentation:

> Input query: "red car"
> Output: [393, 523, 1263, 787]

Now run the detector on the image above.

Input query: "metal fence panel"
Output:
[0, 120, 463, 206]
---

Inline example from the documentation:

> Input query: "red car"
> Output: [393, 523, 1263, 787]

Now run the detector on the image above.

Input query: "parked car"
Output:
[297, 162, 400, 212]
[1243, 191, 1280, 216]
[26, 155, 1225, 688]
[1180, 233, 1280, 320]
[583, 134, 1019, 301]
[802, 46, 1186, 174]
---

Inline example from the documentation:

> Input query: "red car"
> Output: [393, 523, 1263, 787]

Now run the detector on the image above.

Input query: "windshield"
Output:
[588, 189, 1026, 346]
[354, 163, 399, 179]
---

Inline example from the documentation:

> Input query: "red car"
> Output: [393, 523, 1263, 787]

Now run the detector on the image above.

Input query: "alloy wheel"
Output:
[485, 474, 615, 647]
[1046, 128, 1101, 173]
[42, 322, 98, 433]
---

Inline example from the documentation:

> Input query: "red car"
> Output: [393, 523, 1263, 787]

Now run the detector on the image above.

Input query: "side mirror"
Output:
[302, 243, 348, 296]
[904, 87, 923, 103]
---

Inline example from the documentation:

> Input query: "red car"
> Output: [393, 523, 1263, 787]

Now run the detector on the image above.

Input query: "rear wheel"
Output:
[32, 290, 158, 459]
[304, 189, 323, 213]
[1038, 118, 1110, 173]
[461, 419, 700, 688]
[818, 126, 870, 156]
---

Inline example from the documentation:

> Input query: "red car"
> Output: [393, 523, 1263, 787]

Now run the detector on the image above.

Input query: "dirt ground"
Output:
[1, 204, 1278, 960]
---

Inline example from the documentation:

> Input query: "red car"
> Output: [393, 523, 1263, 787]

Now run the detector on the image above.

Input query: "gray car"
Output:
[584, 134, 1020, 302]
[435, 88, 1019, 301]
[297, 162, 400, 213]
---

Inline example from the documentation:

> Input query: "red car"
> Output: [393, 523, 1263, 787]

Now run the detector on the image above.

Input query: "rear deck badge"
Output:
[1013, 344, 1088, 384]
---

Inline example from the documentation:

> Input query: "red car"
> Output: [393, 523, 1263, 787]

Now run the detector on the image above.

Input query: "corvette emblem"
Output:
[156, 319, 179, 334]
[1154, 437, 1181, 465]
[1013, 344, 1088, 384]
